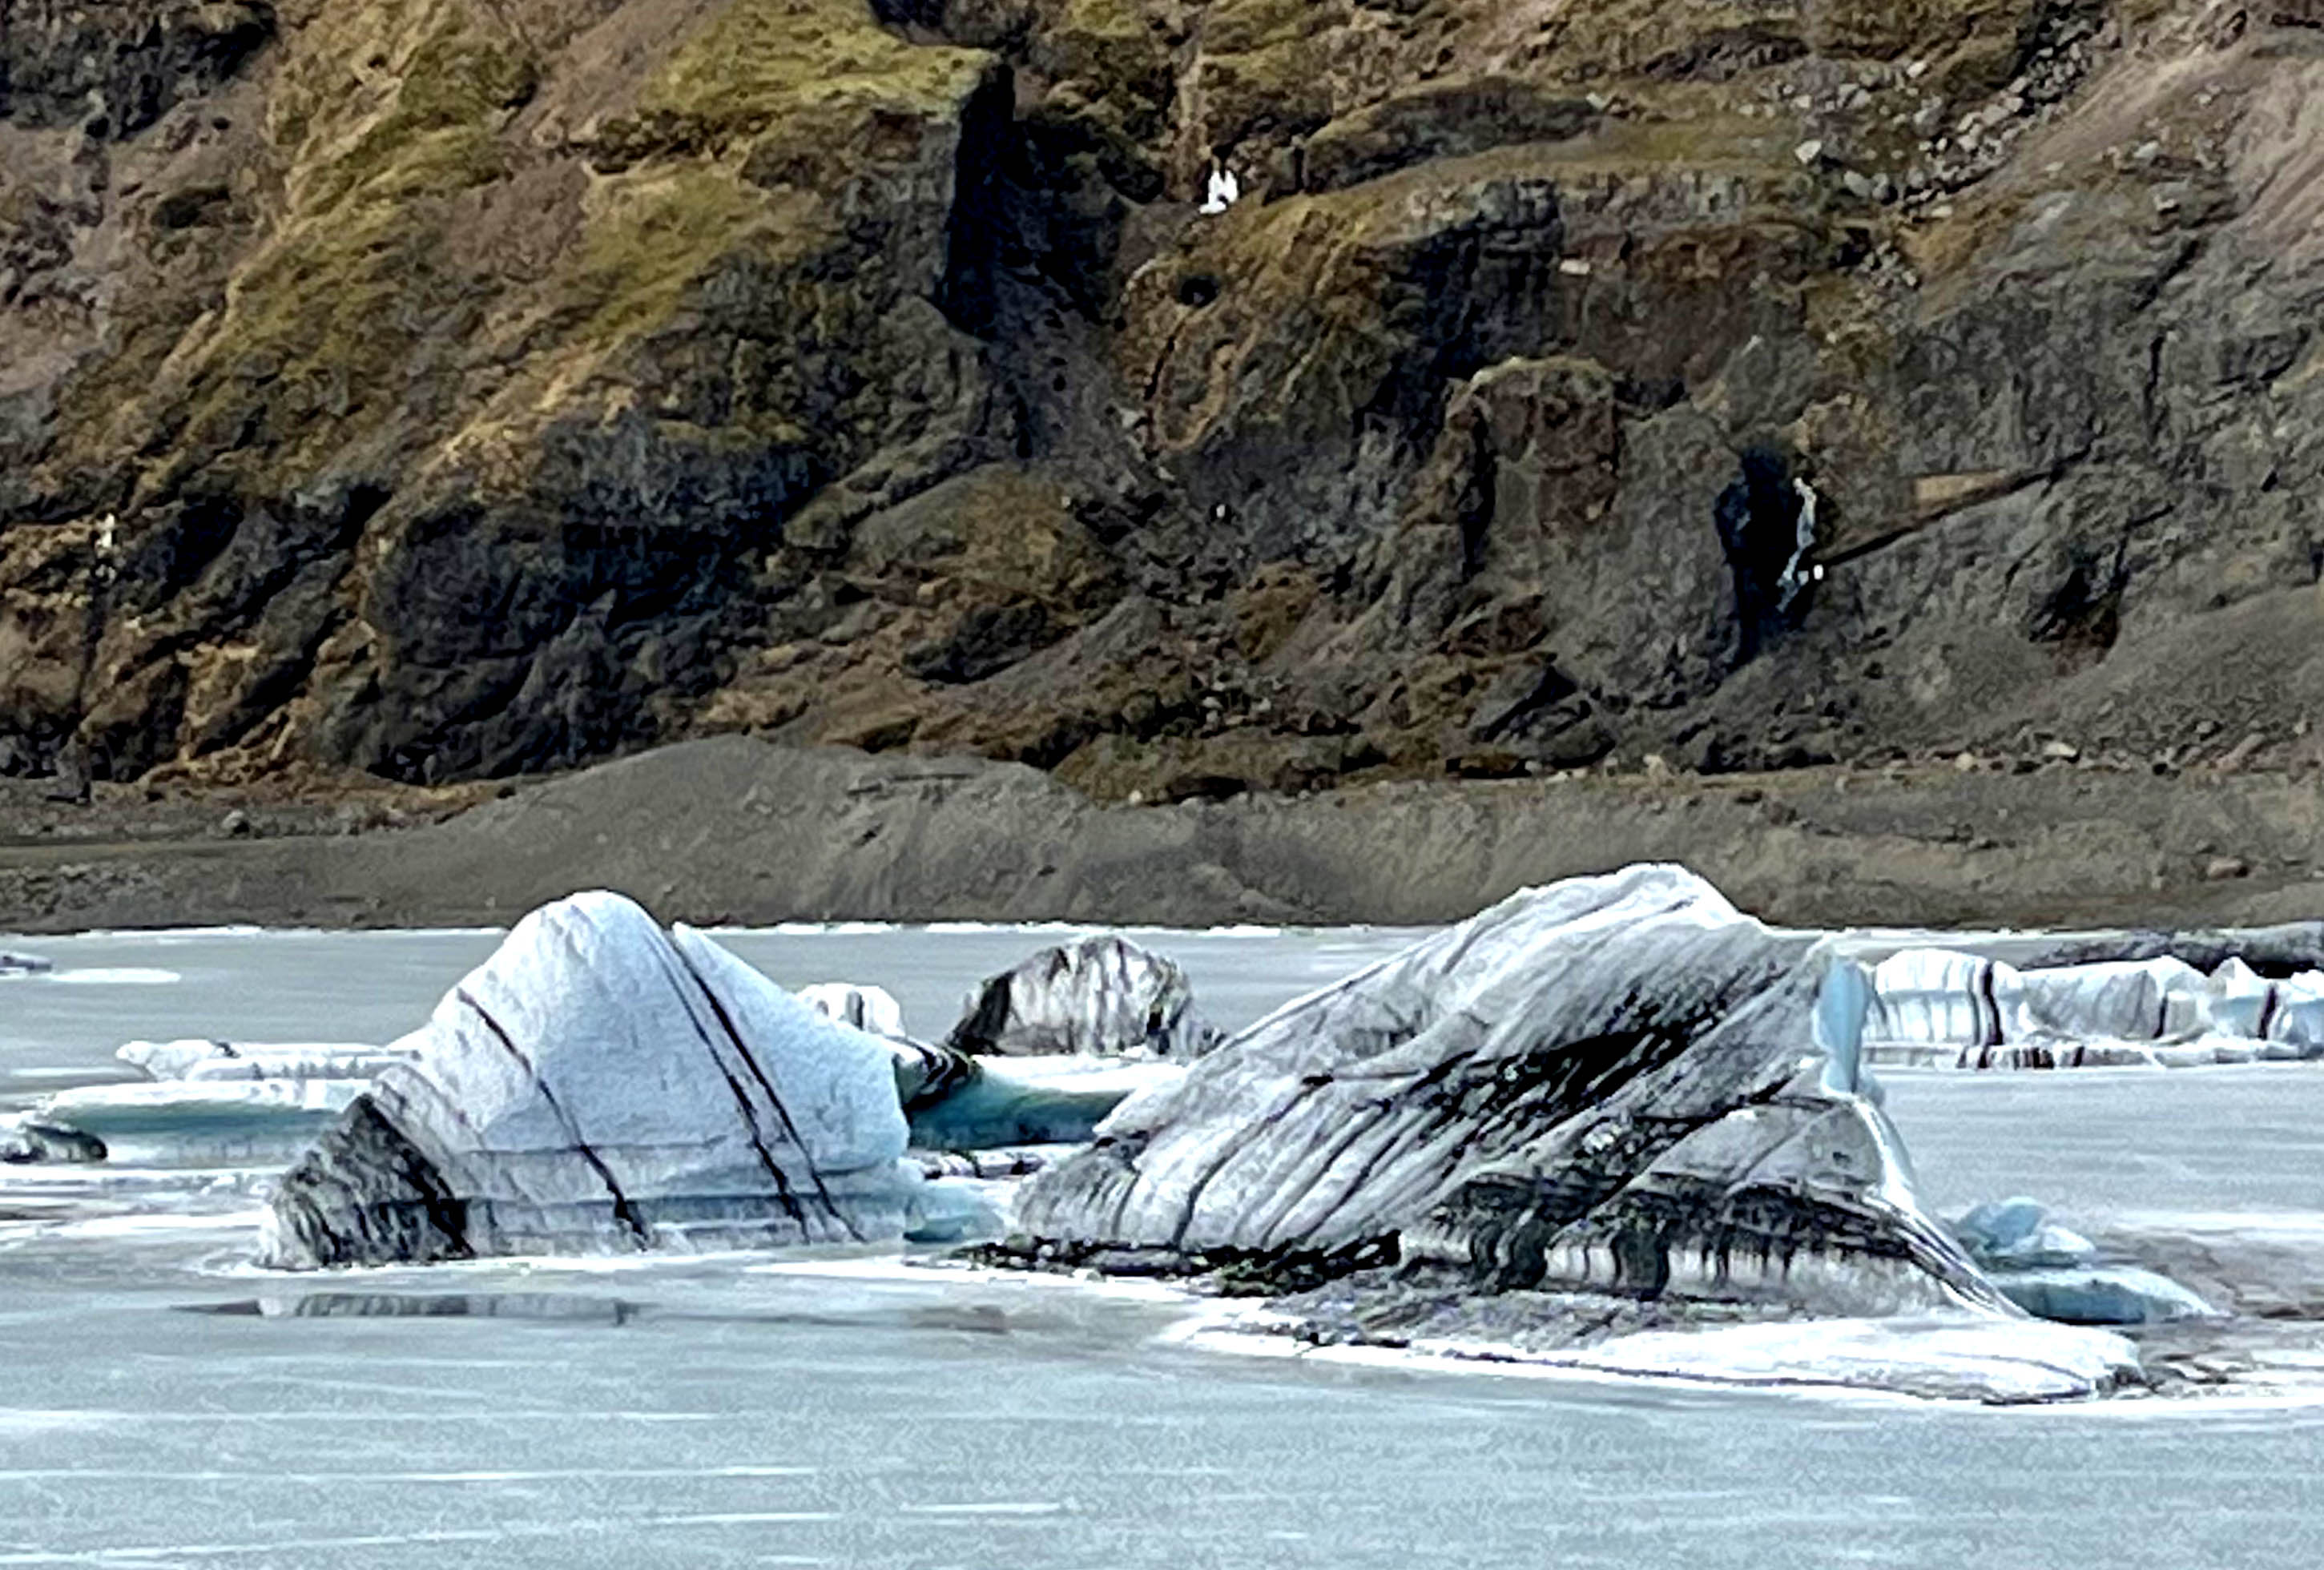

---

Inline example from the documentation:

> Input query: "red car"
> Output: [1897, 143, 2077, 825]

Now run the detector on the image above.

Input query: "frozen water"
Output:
[2, 920, 2324, 1565]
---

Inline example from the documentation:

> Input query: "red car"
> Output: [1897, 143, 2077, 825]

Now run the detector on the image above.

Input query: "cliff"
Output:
[4, 0, 2322, 799]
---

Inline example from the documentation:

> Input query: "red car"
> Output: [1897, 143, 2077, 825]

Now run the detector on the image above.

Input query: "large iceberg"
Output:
[261, 892, 925, 1269]
[946, 936, 1223, 1060]
[1010, 866, 2000, 1317]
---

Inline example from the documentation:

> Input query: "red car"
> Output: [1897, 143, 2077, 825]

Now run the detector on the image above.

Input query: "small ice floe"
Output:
[117, 1040, 413, 1084]
[29, 1080, 365, 1165]
[946, 936, 1223, 1060]
[1170, 1310, 2141, 1405]
[1200, 159, 1241, 215]
[1861, 948, 2324, 1069]
[797, 984, 908, 1040]
[1953, 1197, 2219, 1326]
[0, 951, 53, 978]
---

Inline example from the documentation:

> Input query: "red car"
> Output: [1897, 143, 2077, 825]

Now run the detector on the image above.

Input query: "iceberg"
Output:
[1010, 866, 2001, 1318]
[0, 950, 53, 977]
[947, 936, 1223, 1060]
[1859, 946, 2324, 1068]
[798, 984, 908, 1039]
[261, 892, 925, 1269]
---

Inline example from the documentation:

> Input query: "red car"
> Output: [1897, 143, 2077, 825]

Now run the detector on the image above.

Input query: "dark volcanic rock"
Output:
[1009, 864, 2004, 1317]
[2, 0, 2323, 802]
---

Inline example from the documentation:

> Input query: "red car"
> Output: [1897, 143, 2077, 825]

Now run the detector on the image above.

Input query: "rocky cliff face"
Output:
[4, 0, 2322, 795]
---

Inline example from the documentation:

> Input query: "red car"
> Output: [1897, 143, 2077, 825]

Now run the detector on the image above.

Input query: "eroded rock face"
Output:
[6, 1, 2324, 795]
[261, 892, 921, 1268]
[946, 934, 1222, 1059]
[1009, 865, 2001, 1318]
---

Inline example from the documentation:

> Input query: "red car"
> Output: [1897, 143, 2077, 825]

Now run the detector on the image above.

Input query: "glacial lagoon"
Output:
[4, 923, 2324, 1568]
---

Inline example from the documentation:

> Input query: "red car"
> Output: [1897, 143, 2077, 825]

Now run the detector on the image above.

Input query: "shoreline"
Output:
[3, 735, 2322, 935]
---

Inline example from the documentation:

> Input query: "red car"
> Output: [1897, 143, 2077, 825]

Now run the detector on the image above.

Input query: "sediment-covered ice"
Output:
[1862, 948, 2324, 1068]
[946, 936, 1223, 1060]
[1012, 865, 2002, 1318]
[798, 984, 908, 1040]
[0, 1113, 107, 1164]
[260, 892, 926, 1268]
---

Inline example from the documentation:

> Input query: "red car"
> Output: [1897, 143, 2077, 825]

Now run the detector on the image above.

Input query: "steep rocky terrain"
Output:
[4, 0, 2323, 801]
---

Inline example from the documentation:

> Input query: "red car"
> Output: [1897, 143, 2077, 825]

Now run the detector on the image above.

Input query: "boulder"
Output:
[946, 935, 1223, 1060]
[260, 892, 923, 1269]
[1009, 865, 2003, 1318]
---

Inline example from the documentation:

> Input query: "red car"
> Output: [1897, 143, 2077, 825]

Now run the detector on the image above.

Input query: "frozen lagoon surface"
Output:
[5, 926, 2324, 1568]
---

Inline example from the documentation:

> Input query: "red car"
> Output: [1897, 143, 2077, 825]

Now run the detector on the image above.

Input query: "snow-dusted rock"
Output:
[261, 892, 924, 1269]
[118, 1040, 414, 1084]
[0, 951, 52, 977]
[1012, 866, 2001, 1318]
[798, 984, 908, 1040]
[947, 936, 1222, 1060]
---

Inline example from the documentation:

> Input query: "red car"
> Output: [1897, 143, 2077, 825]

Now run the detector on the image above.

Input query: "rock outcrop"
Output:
[1009, 864, 2002, 1317]
[261, 891, 923, 1267]
[5, 1, 2324, 802]
[946, 933, 1222, 1058]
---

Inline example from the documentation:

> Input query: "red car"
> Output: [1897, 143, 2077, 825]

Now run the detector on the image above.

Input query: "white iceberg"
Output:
[29, 1079, 364, 1165]
[262, 892, 924, 1268]
[0, 950, 53, 977]
[798, 984, 908, 1039]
